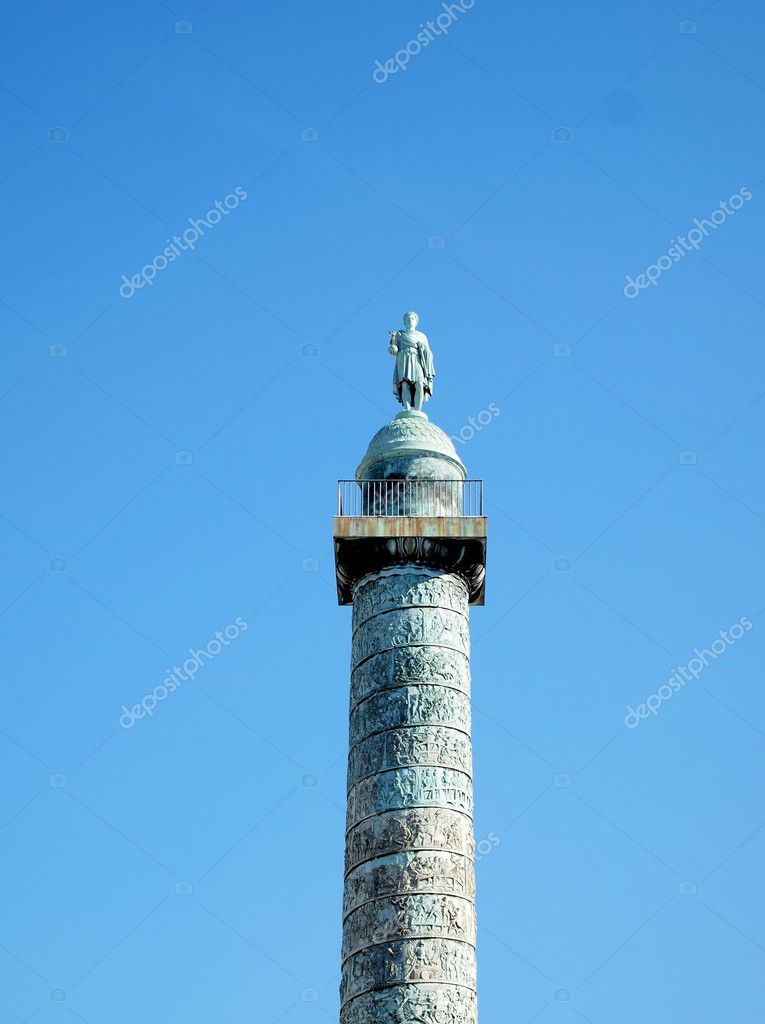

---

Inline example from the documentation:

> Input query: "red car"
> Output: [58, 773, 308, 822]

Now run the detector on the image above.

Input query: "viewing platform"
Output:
[333, 479, 487, 607]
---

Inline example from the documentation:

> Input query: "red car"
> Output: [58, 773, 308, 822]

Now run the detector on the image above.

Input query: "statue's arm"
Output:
[388, 329, 399, 355]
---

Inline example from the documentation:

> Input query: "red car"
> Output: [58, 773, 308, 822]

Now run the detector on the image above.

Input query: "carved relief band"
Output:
[343, 850, 475, 918]
[347, 725, 472, 786]
[347, 766, 473, 829]
[342, 893, 476, 960]
[351, 605, 470, 670]
[342, 566, 477, 1022]
[345, 807, 475, 875]
[349, 685, 471, 747]
[352, 568, 469, 632]
[341, 936, 476, 1002]
[341, 984, 478, 1024]
[350, 644, 470, 711]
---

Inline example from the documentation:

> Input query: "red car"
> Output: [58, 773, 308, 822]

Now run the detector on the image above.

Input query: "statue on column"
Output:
[389, 311, 435, 412]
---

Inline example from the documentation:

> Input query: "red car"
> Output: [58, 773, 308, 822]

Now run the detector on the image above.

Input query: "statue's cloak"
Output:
[392, 331, 435, 399]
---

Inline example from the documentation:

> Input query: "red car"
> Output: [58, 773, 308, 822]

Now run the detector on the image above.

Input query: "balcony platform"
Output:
[333, 515, 487, 606]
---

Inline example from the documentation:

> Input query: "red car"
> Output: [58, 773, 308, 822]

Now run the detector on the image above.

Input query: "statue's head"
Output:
[403, 311, 418, 329]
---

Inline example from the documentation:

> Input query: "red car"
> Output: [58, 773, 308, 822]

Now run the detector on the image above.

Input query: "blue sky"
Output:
[1, 1, 764, 1022]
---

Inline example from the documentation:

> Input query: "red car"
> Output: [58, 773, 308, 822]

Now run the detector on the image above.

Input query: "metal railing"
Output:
[337, 479, 483, 518]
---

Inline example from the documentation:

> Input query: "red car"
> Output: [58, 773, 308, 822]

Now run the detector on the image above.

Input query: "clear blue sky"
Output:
[2, 1, 764, 1022]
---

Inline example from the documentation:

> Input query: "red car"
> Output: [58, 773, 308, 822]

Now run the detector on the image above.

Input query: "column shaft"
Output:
[341, 566, 478, 1024]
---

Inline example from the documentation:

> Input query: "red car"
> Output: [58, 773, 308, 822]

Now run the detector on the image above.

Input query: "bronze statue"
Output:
[389, 311, 435, 412]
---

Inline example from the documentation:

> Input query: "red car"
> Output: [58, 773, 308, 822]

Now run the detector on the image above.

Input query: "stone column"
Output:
[340, 566, 478, 1024]
[334, 407, 486, 1023]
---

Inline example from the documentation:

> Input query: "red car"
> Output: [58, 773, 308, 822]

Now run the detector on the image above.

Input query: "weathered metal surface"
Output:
[355, 409, 465, 480]
[333, 517, 488, 606]
[341, 568, 477, 1024]
[335, 516, 487, 540]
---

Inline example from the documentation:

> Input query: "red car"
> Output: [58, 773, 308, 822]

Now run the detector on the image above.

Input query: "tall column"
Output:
[334, 396, 487, 1024]
[340, 566, 478, 1024]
